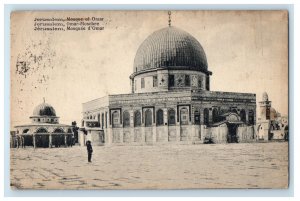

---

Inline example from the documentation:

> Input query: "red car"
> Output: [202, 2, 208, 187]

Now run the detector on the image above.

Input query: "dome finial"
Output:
[168, 11, 171, 27]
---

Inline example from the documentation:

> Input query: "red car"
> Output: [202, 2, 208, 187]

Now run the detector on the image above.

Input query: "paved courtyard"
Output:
[10, 142, 288, 189]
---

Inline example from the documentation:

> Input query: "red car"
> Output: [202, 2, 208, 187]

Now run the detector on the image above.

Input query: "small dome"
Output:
[270, 107, 277, 118]
[260, 106, 277, 120]
[33, 103, 56, 116]
[133, 26, 208, 75]
[262, 92, 269, 102]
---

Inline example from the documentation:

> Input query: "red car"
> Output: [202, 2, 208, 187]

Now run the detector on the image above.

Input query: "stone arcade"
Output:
[80, 21, 256, 146]
[14, 100, 73, 148]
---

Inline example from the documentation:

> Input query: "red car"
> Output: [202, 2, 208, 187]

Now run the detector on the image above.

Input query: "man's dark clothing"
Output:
[86, 142, 93, 162]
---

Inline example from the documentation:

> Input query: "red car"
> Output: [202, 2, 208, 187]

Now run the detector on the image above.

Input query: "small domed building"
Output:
[14, 100, 73, 148]
[80, 15, 257, 145]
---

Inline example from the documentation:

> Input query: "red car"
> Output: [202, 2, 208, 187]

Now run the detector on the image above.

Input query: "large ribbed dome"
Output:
[33, 103, 56, 116]
[133, 26, 208, 74]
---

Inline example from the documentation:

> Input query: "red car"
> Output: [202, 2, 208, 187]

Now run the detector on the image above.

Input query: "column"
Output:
[153, 123, 157, 144]
[141, 124, 145, 145]
[106, 128, 112, 145]
[64, 134, 67, 147]
[130, 110, 134, 143]
[176, 107, 181, 142]
[49, 134, 52, 148]
[209, 108, 213, 125]
[246, 109, 249, 124]
[33, 134, 36, 148]
[21, 136, 25, 148]
[120, 129, 124, 143]
[16, 135, 19, 148]
[200, 109, 204, 125]
[163, 108, 168, 142]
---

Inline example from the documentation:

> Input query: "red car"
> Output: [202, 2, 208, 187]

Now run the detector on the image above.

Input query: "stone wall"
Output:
[237, 125, 256, 143]
[203, 125, 228, 144]
[83, 123, 258, 146]
[271, 130, 285, 140]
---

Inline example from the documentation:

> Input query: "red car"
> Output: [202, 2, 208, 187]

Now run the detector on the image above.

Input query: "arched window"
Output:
[212, 108, 219, 123]
[204, 108, 209, 126]
[112, 111, 120, 128]
[198, 76, 203, 89]
[248, 110, 255, 125]
[123, 111, 130, 127]
[141, 78, 145, 89]
[23, 129, 30, 134]
[180, 107, 189, 125]
[36, 128, 48, 133]
[194, 110, 200, 125]
[240, 109, 246, 122]
[156, 109, 164, 126]
[53, 128, 64, 133]
[185, 75, 190, 86]
[168, 109, 176, 125]
[145, 109, 152, 127]
[134, 110, 141, 127]
[231, 108, 238, 114]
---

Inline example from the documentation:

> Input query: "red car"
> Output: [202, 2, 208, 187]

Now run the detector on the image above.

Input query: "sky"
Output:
[10, 10, 288, 129]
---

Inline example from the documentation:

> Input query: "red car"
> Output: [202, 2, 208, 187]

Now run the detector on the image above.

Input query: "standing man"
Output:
[86, 140, 93, 163]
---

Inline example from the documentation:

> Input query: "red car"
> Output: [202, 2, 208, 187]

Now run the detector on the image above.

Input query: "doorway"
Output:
[227, 124, 238, 143]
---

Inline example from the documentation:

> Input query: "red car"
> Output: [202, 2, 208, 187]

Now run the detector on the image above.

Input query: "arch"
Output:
[35, 135, 49, 148]
[134, 110, 141, 127]
[231, 108, 238, 114]
[156, 109, 164, 126]
[212, 108, 219, 123]
[240, 109, 246, 122]
[123, 111, 130, 127]
[112, 111, 120, 128]
[227, 113, 240, 122]
[145, 109, 152, 127]
[194, 110, 200, 125]
[204, 108, 209, 126]
[52, 128, 65, 148]
[180, 107, 189, 125]
[248, 110, 255, 125]
[168, 108, 176, 125]
[35, 127, 48, 133]
[53, 128, 64, 133]
[22, 129, 30, 134]
[185, 75, 190, 86]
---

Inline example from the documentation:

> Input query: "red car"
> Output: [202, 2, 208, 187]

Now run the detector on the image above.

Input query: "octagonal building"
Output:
[14, 101, 73, 148]
[80, 22, 256, 146]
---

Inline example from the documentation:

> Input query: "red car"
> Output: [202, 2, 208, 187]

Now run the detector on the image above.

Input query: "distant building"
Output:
[14, 100, 73, 148]
[257, 92, 288, 141]
[79, 17, 257, 146]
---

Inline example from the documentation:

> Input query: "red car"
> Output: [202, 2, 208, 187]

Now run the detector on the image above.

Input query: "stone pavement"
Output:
[10, 142, 288, 189]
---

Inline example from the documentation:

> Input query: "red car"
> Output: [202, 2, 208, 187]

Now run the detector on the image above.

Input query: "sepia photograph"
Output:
[10, 10, 289, 189]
